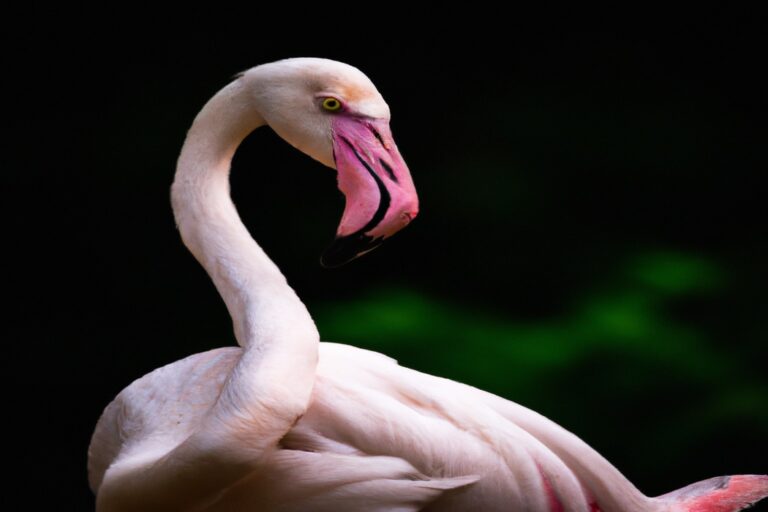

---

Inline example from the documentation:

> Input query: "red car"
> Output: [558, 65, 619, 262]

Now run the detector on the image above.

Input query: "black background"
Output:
[6, 8, 767, 510]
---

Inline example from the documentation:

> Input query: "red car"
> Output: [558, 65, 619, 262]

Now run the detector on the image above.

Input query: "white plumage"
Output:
[88, 58, 768, 512]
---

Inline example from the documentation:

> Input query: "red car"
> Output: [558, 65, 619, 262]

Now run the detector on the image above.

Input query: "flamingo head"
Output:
[243, 58, 418, 267]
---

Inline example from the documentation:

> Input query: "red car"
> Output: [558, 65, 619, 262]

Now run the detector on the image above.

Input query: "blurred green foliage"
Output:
[312, 251, 767, 492]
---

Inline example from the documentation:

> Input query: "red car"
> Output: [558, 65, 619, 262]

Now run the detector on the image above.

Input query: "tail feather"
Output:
[657, 475, 768, 512]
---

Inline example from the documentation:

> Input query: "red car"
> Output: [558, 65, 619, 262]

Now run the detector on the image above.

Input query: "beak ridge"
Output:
[324, 116, 418, 266]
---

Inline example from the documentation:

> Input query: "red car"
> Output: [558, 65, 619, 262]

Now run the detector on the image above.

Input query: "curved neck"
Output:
[171, 79, 318, 348]
[102, 78, 323, 509]
[170, 79, 319, 447]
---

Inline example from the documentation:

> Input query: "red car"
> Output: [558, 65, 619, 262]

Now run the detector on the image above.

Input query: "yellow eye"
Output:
[321, 97, 342, 112]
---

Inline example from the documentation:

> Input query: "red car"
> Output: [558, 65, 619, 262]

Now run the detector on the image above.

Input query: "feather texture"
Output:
[88, 58, 767, 512]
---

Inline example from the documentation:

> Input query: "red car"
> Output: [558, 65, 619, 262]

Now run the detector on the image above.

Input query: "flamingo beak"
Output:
[321, 116, 419, 267]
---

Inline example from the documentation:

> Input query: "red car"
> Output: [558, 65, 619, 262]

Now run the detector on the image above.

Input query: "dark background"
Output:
[6, 9, 766, 510]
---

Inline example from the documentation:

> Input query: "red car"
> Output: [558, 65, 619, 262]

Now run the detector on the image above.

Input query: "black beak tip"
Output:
[320, 234, 384, 268]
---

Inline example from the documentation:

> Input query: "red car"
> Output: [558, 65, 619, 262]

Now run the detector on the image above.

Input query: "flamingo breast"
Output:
[209, 343, 598, 511]
[90, 343, 602, 512]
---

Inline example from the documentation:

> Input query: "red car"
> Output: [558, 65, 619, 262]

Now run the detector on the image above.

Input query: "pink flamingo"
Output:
[88, 58, 768, 512]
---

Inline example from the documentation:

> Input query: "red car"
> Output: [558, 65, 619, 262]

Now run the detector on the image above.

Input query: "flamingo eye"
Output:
[321, 98, 342, 112]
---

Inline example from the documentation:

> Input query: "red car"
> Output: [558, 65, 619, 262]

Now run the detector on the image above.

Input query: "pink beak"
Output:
[321, 115, 419, 267]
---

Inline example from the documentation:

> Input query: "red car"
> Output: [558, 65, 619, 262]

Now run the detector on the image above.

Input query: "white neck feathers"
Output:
[170, 76, 319, 445]
[171, 78, 317, 347]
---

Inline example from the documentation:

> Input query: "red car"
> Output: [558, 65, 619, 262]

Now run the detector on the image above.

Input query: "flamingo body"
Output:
[88, 58, 767, 512]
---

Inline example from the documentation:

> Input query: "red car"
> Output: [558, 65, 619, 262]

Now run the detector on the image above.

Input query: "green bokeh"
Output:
[311, 251, 767, 493]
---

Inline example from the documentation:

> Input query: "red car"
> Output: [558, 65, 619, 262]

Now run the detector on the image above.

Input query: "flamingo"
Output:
[88, 58, 767, 512]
